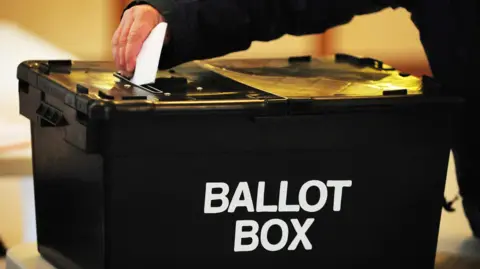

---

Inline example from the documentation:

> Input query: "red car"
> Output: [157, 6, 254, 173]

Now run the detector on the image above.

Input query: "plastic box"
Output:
[17, 54, 459, 269]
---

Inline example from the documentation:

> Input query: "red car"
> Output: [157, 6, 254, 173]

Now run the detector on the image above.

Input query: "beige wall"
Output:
[0, 2, 431, 71]
[222, 34, 321, 59]
[221, 7, 431, 75]
[0, 0, 119, 60]
[326, 8, 431, 75]
[224, 8, 431, 76]
[0, 0, 319, 61]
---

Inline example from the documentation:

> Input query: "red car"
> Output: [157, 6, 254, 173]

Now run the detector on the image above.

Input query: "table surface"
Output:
[5, 244, 53, 269]
[5, 243, 480, 269]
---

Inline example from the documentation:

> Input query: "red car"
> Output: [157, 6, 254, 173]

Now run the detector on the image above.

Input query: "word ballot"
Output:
[203, 180, 353, 252]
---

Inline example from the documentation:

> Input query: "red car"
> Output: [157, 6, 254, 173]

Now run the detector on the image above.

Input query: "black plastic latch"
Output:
[288, 55, 312, 63]
[98, 90, 115, 100]
[36, 102, 67, 127]
[155, 77, 187, 87]
[76, 84, 89, 94]
[122, 95, 148, 100]
[382, 89, 408, 96]
[39, 60, 72, 75]
[335, 53, 395, 71]
[148, 77, 188, 94]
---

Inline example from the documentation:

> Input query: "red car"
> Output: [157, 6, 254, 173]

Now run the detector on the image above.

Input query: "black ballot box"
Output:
[17, 54, 460, 269]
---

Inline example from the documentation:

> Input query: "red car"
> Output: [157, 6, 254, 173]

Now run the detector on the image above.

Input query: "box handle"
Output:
[36, 102, 67, 127]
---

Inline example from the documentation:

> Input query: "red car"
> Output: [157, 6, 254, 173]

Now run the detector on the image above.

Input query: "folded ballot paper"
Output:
[130, 22, 168, 85]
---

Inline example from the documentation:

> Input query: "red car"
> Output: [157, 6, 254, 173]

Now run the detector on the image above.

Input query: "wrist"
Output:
[123, 1, 160, 19]
[124, 1, 169, 42]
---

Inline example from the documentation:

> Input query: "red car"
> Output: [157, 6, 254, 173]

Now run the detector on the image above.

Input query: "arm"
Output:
[405, 0, 478, 89]
[124, 0, 406, 69]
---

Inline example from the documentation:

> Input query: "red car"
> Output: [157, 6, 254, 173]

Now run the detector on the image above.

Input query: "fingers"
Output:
[112, 5, 163, 77]
[117, 14, 134, 76]
[111, 19, 124, 71]
[125, 22, 151, 74]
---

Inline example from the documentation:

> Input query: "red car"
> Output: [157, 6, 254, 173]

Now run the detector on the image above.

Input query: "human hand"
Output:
[112, 4, 165, 78]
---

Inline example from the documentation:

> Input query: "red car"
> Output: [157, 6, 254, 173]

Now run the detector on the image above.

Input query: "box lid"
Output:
[16, 54, 456, 119]
[205, 55, 421, 98]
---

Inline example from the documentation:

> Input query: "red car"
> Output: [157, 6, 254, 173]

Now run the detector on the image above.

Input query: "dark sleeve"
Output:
[125, 0, 408, 69]
[404, 0, 478, 92]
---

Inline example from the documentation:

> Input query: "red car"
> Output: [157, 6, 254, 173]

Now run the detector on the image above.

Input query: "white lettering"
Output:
[260, 219, 289, 251]
[234, 220, 259, 252]
[206, 180, 352, 252]
[205, 180, 352, 214]
[278, 181, 300, 212]
[288, 218, 314, 250]
[204, 182, 229, 214]
[327, 180, 352, 211]
[256, 181, 278, 212]
[228, 182, 255, 213]
[298, 180, 328, 212]
[233, 219, 314, 252]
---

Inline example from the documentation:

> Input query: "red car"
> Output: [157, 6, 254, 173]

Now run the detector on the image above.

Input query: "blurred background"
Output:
[0, 1, 477, 268]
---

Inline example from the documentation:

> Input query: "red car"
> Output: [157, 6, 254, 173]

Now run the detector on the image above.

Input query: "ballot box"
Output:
[16, 54, 460, 269]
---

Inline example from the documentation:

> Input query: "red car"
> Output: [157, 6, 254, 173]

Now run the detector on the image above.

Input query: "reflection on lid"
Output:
[201, 57, 422, 98]
[31, 61, 282, 103]
[26, 57, 423, 104]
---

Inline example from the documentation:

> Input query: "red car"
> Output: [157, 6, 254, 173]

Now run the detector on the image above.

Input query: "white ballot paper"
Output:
[130, 22, 168, 85]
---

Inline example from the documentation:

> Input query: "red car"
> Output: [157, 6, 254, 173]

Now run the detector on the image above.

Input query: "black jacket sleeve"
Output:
[406, 0, 479, 93]
[125, 0, 407, 69]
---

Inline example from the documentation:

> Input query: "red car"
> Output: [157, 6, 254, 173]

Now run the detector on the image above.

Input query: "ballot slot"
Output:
[36, 62, 283, 103]
[113, 68, 282, 102]
[113, 72, 165, 97]
[144, 85, 163, 94]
